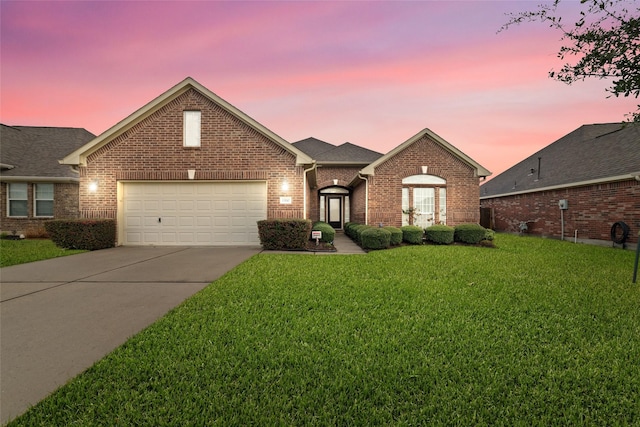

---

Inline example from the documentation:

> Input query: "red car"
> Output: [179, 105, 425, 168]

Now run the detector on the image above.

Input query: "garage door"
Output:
[122, 182, 266, 246]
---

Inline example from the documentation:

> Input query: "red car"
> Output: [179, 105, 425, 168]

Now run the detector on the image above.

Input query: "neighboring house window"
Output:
[183, 111, 201, 147]
[8, 183, 28, 217]
[35, 183, 54, 217]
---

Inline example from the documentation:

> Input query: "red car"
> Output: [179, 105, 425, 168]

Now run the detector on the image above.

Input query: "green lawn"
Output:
[8, 235, 640, 426]
[0, 239, 86, 267]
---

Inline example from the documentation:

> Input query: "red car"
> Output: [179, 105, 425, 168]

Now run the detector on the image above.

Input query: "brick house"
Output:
[295, 130, 491, 230]
[60, 77, 490, 246]
[0, 124, 95, 235]
[480, 123, 640, 245]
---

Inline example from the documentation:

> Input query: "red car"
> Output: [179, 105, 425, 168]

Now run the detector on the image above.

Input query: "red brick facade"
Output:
[480, 179, 640, 244]
[366, 135, 481, 227]
[78, 89, 305, 225]
[0, 182, 79, 236]
[62, 80, 487, 244]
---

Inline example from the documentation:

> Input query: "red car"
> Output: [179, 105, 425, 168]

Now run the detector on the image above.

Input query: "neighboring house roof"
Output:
[293, 138, 383, 165]
[61, 77, 314, 167]
[480, 123, 640, 198]
[0, 124, 95, 183]
[360, 128, 491, 177]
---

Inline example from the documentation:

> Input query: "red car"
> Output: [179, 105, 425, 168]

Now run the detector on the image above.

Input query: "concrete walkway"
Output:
[0, 246, 260, 425]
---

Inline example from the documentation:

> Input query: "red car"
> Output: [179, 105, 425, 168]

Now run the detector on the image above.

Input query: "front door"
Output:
[327, 196, 342, 229]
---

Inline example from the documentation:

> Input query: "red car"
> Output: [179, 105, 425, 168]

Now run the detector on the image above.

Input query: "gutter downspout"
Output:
[358, 173, 369, 225]
[303, 162, 317, 219]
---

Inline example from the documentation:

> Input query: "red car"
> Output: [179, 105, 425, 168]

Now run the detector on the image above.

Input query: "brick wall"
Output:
[0, 182, 79, 235]
[367, 135, 481, 227]
[480, 179, 640, 244]
[79, 89, 305, 223]
[307, 166, 361, 223]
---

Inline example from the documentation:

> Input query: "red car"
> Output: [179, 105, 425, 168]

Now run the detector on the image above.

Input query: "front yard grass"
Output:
[8, 235, 640, 426]
[0, 239, 86, 268]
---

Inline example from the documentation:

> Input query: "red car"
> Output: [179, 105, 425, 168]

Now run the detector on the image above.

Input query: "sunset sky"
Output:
[1, 1, 637, 179]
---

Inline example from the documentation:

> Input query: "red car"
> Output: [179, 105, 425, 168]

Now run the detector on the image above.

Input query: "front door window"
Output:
[327, 196, 342, 229]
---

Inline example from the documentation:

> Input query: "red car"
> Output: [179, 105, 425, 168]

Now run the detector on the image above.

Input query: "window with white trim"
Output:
[183, 111, 201, 147]
[35, 183, 54, 217]
[8, 183, 28, 217]
[402, 174, 447, 226]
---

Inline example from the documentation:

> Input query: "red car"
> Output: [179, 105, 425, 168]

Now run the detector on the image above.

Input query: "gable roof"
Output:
[360, 128, 491, 177]
[480, 123, 640, 198]
[61, 77, 313, 167]
[293, 138, 383, 165]
[0, 124, 95, 182]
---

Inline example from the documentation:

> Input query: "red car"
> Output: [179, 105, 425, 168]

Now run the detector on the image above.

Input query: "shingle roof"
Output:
[0, 124, 95, 179]
[480, 123, 640, 198]
[292, 137, 383, 164]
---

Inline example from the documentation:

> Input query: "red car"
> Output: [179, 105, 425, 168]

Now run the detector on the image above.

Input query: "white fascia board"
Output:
[480, 173, 638, 200]
[0, 176, 79, 183]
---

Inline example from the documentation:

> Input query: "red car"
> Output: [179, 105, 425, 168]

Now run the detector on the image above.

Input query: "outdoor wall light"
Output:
[88, 180, 99, 192]
[281, 180, 289, 192]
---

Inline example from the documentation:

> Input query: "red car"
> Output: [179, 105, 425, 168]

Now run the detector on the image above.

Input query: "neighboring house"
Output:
[480, 123, 640, 245]
[0, 124, 96, 235]
[60, 77, 490, 246]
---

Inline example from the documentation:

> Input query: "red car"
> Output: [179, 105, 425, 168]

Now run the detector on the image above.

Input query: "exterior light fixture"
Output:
[88, 180, 99, 192]
[281, 181, 289, 192]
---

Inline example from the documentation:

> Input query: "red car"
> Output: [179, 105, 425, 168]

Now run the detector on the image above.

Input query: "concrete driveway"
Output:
[0, 246, 261, 425]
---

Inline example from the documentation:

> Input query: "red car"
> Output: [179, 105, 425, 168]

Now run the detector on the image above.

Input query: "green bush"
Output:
[311, 221, 335, 243]
[384, 226, 403, 246]
[361, 227, 391, 250]
[454, 223, 488, 244]
[425, 225, 455, 245]
[401, 225, 424, 245]
[344, 222, 359, 239]
[484, 229, 495, 241]
[45, 219, 116, 250]
[354, 225, 373, 245]
[257, 219, 312, 250]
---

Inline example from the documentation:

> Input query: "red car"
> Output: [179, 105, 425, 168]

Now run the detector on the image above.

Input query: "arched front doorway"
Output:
[319, 186, 350, 230]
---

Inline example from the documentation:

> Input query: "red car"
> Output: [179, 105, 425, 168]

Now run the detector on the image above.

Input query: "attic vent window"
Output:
[183, 111, 201, 147]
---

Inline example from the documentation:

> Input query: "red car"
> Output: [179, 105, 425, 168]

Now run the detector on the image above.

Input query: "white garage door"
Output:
[122, 182, 266, 246]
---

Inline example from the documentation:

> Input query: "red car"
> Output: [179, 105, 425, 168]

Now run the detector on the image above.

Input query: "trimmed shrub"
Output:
[484, 229, 495, 241]
[257, 219, 312, 250]
[401, 225, 424, 245]
[425, 224, 455, 245]
[454, 223, 487, 244]
[45, 219, 116, 250]
[384, 226, 403, 246]
[354, 224, 373, 245]
[344, 222, 356, 239]
[311, 221, 335, 243]
[361, 227, 391, 250]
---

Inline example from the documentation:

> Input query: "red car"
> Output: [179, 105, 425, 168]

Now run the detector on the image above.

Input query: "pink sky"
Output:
[1, 1, 637, 179]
